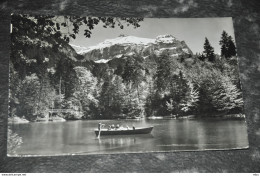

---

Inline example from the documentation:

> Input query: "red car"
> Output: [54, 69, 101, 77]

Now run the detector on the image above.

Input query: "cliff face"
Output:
[70, 35, 193, 63]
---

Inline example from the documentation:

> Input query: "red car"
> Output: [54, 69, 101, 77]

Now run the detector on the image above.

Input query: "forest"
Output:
[9, 14, 244, 122]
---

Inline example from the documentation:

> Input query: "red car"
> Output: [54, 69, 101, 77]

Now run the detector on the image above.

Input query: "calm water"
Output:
[9, 119, 248, 156]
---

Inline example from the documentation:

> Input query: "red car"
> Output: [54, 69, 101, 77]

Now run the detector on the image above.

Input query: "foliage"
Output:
[166, 99, 174, 117]
[9, 14, 244, 121]
[154, 54, 173, 92]
[11, 14, 143, 43]
[9, 14, 143, 120]
[62, 97, 83, 120]
[209, 76, 243, 112]
[74, 66, 99, 118]
[8, 128, 23, 155]
[9, 62, 21, 118]
[180, 81, 199, 113]
[53, 57, 78, 99]
[15, 74, 40, 120]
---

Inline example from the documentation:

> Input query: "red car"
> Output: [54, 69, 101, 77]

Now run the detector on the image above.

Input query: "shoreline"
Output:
[147, 114, 245, 120]
[8, 116, 30, 124]
[8, 113, 246, 124]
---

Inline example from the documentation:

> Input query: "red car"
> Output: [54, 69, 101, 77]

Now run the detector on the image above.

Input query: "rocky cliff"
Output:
[70, 35, 193, 63]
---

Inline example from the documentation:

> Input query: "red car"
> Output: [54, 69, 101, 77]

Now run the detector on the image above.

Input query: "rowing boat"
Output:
[94, 126, 153, 136]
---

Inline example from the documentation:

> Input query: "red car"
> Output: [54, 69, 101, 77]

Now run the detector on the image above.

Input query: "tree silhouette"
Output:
[219, 31, 229, 58]
[11, 14, 143, 43]
[203, 37, 215, 62]
[219, 30, 237, 58]
[227, 36, 237, 57]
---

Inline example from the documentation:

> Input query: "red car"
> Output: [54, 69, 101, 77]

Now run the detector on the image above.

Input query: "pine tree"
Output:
[221, 76, 243, 110]
[198, 53, 206, 61]
[54, 58, 77, 99]
[180, 81, 199, 113]
[219, 31, 229, 58]
[219, 31, 237, 58]
[209, 76, 243, 112]
[111, 75, 127, 116]
[203, 37, 215, 62]
[227, 36, 237, 57]
[166, 98, 174, 117]
[145, 77, 156, 116]
[154, 54, 172, 92]
[122, 55, 145, 113]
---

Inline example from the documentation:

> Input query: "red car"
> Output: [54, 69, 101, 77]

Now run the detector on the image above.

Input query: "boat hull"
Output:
[94, 126, 153, 136]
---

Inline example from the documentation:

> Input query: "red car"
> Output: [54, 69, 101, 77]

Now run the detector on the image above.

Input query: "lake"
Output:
[9, 119, 249, 156]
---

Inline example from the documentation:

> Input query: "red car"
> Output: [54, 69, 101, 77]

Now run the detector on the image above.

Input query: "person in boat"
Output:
[132, 125, 135, 130]
[115, 124, 120, 130]
[111, 124, 115, 130]
[98, 122, 105, 131]
[108, 125, 112, 130]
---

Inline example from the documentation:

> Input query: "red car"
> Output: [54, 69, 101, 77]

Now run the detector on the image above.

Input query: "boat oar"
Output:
[97, 124, 105, 139]
[97, 128, 102, 139]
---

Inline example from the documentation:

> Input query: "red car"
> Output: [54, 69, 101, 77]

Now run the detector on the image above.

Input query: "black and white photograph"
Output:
[8, 15, 249, 156]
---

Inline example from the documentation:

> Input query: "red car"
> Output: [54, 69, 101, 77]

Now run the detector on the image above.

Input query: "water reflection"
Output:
[98, 134, 154, 146]
[9, 119, 248, 155]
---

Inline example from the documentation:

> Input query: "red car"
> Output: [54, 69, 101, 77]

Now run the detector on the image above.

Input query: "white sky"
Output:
[70, 17, 235, 54]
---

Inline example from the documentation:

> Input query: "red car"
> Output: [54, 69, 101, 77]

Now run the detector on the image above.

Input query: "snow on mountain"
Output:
[69, 44, 89, 54]
[73, 36, 155, 55]
[71, 35, 193, 62]
[155, 34, 177, 43]
[94, 59, 111, 63]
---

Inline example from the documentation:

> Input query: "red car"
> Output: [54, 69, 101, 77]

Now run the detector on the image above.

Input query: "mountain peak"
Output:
[71, 36, 156, 55]
[70, 35, 193, 62]
[155, 34, 177, 43]
[101, 35, 155, 46]
[71, 35, 180, 55]
[69, 44, 88, 54]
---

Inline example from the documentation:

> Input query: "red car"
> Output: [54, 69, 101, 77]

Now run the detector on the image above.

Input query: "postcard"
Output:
[8, 15, 248, 156]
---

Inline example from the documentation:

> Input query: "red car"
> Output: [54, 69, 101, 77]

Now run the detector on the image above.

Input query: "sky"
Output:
[69, 17, 235, 54]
